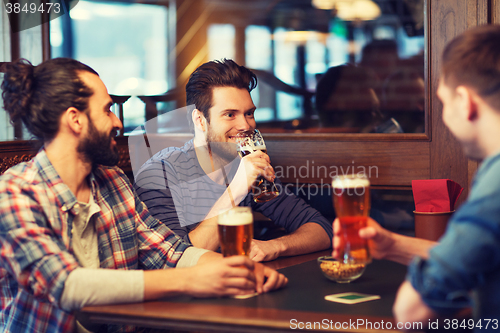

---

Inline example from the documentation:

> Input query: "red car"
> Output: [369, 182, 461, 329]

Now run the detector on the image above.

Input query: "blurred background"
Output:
[2, 0, 425, 136]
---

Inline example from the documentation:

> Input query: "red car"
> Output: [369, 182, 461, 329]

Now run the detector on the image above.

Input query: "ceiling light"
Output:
[312, 0, 382, 21]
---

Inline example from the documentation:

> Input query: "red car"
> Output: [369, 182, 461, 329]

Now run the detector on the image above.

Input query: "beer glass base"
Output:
[253, 191, 279, 203]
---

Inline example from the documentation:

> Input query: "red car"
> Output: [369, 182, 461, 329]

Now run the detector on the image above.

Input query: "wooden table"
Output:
[79, 251, 408, 332]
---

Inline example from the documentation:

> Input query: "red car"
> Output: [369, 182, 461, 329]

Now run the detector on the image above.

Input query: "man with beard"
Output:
[134, 59, 332, 262]
[0, 58, 287, 333]
[331, 25, 500, 330]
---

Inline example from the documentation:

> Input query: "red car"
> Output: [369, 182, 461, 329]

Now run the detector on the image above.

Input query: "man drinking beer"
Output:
[134, 59, 332, 262]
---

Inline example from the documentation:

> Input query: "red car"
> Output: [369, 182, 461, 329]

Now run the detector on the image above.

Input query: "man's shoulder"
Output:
[0, 159, 42, 193]
[469, 154, 500, 201]
[137, 141, 198, 176]
[93, 165, 130, 186]
[156, 140, 196, 163]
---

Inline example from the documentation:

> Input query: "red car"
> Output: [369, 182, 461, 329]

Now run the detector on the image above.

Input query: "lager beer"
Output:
[235, 130, 279, 203]
[332, 175, 371, 264]
[237, 146, 267, 157]
[218, 207, 254, 257]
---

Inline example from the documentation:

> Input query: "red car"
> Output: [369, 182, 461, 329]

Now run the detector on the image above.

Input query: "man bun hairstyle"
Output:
[442, 24, 500, 111]
[1, 58, 98, 142]
[185, 59, 257, 130]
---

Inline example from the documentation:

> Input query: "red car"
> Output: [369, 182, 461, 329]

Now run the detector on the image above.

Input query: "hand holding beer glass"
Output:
[235, 129, 279, 203]
[332, 175, 372, 265]
[218, 207, 253, 257]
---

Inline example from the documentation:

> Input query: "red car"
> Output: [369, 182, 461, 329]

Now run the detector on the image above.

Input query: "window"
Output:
[206, 0, 426, 133]
[50, 0, 169, 133]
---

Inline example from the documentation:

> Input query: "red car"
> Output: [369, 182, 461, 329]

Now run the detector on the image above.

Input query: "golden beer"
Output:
[237, 146, 279, 202]
[218, 207, 254, 257]
[235, 130, 280, 203]
[237, 146, 267, 157]
[332, 175, 371, 264]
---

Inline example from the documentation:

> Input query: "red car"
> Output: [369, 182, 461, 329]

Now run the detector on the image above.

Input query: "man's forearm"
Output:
[61, 268, 144, 311]
[188, 183, 248, 250]
[188, 215, 220, 250]
[270, 222, 331, 257]
[386, 233, 436, 265]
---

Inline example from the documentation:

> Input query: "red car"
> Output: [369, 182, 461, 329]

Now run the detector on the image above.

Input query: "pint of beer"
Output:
[218, 207, 254, 257]
[235, 129, 279, 203]
[332, 175, 371, 264]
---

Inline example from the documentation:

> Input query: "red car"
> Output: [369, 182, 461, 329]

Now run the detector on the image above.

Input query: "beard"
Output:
[206, 124, 238, 162]
[78, 118, 119, 168]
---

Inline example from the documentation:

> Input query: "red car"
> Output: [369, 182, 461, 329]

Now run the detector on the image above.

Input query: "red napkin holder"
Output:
[412, 179, 463, 241]
[412, 179, 463, 212]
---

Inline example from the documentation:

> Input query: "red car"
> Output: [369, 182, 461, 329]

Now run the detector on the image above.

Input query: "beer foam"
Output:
[332, 177, 370, 189]
[218, 210, 253, 225]
[238, 144, 266, 153]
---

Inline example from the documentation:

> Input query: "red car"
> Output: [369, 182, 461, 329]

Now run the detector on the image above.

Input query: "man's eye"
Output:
[246, 112, 255, 118]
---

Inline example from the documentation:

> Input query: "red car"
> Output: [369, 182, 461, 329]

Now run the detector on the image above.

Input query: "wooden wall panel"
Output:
[492, 0, 500, 24]
[267, 140, 430, 187]
[0, 138, 131, 176]
[429, 0, 488, 206]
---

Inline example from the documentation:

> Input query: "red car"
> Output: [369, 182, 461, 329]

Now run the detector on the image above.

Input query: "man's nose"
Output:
[111, 111, 123, 131]
[235, 114, 252, 132]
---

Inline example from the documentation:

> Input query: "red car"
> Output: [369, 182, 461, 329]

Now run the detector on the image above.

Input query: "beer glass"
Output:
[235, 129, 279, 203]
[218, 207, 254, 257]
[332, 175, 371, 264]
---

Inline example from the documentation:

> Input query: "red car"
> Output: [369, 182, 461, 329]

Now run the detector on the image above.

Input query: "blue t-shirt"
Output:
[134, 140, 333, 244]
[408, 152, 500, 329]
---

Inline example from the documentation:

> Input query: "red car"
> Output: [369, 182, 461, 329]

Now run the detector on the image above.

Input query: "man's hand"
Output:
[185, 255, 287, 297]
[184, 255, 256, 297]
[254, 261, 288, 293]
[249, 239, 283, 262]
[393, 281, 437, 327]
[332, 217, 395, 261]
[234, 150, 275, 193]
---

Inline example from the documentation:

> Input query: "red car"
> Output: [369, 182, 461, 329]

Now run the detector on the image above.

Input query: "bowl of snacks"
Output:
[317, 256, 366, 283]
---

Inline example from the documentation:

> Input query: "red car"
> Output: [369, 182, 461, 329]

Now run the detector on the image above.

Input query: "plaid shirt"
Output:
[0, 150, 189, 332]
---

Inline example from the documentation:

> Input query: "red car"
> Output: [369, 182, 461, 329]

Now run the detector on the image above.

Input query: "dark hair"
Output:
[442, 24, 500, 110]
[1, 58, 98, 142]
[185, 59, 257, 130]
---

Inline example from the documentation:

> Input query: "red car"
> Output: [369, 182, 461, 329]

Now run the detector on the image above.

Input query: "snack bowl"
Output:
[317, 256, 366, 283]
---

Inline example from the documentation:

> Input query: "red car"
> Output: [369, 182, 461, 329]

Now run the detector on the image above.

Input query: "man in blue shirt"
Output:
[135, 59, 332, 262]
[332, 25, 500, 329]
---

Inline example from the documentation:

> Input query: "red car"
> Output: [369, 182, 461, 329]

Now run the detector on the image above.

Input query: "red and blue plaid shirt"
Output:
[0, 150, 189, 332]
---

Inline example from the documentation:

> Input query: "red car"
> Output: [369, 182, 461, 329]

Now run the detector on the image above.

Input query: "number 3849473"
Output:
[443, 319, 498, 330]
[4, 2, 61, 14]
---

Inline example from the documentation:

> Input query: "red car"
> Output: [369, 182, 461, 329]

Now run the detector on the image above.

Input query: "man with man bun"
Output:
[0, 58, 286, 332]
[134, 59, 332, 262]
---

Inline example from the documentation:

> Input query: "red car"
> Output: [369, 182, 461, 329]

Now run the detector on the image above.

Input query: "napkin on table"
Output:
[412, 179, 463, 212]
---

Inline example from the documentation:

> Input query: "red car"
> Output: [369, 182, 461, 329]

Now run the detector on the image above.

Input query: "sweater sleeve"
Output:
[134, 159, 192, 244]
[246, 178, 333, 240]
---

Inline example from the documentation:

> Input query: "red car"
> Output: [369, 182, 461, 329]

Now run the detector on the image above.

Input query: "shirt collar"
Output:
[472, 151, 500, 186]
[34, 149, 93, 216]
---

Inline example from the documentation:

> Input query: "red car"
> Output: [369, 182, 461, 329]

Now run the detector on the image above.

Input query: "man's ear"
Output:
[62, 107, 86, 135]
[192, 109, 207, 132]
[456, 86, 478, 121]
